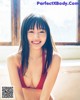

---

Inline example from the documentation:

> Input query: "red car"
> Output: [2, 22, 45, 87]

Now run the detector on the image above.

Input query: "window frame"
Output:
[0, 0, 80, 46]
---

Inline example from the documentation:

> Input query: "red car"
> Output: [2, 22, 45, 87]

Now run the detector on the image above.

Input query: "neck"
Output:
[29, 48, 43, 60]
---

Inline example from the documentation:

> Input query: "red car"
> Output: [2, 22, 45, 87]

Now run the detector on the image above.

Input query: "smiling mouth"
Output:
[31, 41, 41, 45]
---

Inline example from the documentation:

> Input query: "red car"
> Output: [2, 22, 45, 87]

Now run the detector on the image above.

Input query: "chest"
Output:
[23, 59, 43, 88]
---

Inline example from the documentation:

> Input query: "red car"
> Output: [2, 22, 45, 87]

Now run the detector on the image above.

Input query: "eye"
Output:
[39, 30, 45, 34]
[28, 30, 34, 33]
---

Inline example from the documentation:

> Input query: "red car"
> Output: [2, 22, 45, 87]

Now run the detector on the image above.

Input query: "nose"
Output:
[34, 33, 39, 38]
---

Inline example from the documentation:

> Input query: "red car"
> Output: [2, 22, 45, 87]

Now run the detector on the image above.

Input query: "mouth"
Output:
[31, 41, 41, 45]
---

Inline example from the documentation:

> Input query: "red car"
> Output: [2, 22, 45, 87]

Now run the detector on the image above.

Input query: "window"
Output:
[0, 0, 20, 45]
[0, 0, 11, 44]
[0, 0, 80, 45]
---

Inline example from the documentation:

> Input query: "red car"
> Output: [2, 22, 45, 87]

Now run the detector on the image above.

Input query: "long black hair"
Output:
[20, 14, 53, 75]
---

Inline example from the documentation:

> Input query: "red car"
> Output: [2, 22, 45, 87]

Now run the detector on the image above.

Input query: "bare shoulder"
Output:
[51, 51, 61, 67]
[52, 51, 61, 61]
[47, 52, 61, 72]
[7, 52, 21, 68]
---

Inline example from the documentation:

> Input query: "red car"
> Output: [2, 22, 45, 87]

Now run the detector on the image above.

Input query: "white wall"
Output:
[0, 46, 19, 62]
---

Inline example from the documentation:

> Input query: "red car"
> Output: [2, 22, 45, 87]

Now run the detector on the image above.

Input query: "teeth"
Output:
[33, 42, 40, 43]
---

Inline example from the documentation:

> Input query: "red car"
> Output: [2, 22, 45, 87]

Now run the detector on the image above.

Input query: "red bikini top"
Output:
[18, 51, 47, 89]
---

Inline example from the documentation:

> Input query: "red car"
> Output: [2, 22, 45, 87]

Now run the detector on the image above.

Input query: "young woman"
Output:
[7, 14, 61, 100]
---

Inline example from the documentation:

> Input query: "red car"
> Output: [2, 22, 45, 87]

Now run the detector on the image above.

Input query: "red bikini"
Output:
[18, 51, 47, 89]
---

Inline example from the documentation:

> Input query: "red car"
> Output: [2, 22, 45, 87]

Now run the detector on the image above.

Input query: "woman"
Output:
[7, 14, 61, 100]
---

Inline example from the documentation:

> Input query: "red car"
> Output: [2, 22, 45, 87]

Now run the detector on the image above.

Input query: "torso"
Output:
[18, 50, 47, 89]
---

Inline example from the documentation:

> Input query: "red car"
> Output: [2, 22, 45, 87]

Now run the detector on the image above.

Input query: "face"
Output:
[27, 25, 47, 50]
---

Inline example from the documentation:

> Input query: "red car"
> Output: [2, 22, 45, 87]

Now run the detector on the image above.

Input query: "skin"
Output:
[7, 25, 61, 100]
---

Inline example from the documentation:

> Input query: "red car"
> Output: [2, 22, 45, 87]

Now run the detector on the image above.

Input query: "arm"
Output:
[7, 55, 25, 100]
[40, 53, 61, 100]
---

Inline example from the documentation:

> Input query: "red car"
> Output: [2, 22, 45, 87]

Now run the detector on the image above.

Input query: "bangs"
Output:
[27, 17, 46, 30]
